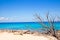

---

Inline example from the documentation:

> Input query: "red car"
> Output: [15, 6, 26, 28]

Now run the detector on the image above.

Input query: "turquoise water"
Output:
[0, 22, 60, 30]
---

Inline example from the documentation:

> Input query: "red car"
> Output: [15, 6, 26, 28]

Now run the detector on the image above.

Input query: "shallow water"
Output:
[0, 22, 60, 30]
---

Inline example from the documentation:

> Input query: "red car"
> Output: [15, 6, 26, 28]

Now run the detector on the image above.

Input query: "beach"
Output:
[0, 0, 60, 40]
[0, 30, 58, 40]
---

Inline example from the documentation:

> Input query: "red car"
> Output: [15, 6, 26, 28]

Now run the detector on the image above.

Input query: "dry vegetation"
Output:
[34, 13, 60, 40]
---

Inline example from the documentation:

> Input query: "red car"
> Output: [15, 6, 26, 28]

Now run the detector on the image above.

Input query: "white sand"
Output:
[0, 32, 57, 40]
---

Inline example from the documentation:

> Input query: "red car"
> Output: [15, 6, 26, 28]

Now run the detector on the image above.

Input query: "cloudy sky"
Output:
[0, 0, 60, 22]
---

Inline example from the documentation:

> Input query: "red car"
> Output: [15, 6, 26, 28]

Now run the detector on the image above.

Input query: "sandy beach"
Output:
[0, 30, 58, 40]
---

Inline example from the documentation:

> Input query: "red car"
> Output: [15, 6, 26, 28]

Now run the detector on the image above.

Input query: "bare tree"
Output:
[34, 13, 59, 39]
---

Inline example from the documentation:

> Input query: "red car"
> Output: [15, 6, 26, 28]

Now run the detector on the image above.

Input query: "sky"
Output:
[0, 0, 60, 22]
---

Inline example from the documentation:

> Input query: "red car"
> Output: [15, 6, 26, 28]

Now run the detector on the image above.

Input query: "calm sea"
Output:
[0, 22, 60, 30]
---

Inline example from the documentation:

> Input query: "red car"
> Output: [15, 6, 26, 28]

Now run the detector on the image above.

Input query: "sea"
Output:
[0, 22, 60, 31]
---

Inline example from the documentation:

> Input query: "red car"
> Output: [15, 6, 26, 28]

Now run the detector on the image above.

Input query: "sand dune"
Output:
[0, 31, 57, 40]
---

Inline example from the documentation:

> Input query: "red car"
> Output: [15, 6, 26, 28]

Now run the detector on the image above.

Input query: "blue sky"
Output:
[0, 0, 60, 22]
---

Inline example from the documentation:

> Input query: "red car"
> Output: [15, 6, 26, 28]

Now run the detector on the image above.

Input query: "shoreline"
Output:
[0, 30, 60, 40]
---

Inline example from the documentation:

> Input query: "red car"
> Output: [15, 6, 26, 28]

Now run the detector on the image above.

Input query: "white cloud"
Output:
[0, 17, 9, 21]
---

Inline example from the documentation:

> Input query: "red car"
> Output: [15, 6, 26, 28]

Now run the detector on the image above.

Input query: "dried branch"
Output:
[34, 13, 58, 39]
[35, 14, 50, 29]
